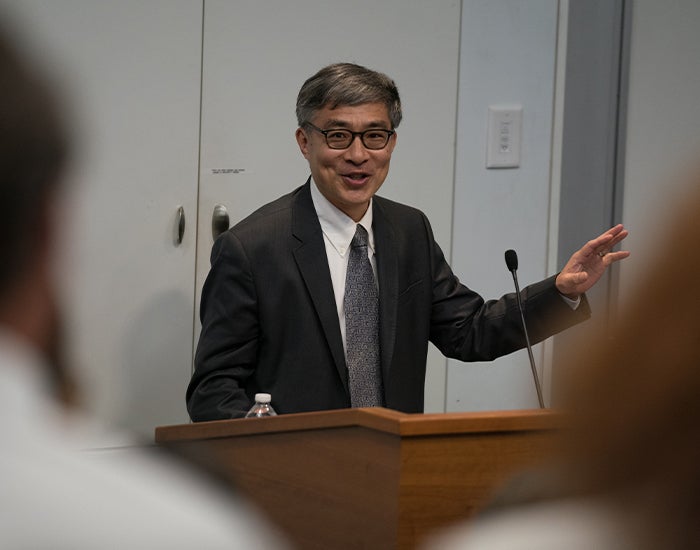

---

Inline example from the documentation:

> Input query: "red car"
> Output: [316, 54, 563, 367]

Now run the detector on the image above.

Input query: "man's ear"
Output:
[295, 127, 310, 159]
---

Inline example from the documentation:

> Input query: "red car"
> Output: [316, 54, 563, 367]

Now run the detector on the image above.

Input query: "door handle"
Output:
[175, 206, 185, 245]
[212, 204, 230, 239]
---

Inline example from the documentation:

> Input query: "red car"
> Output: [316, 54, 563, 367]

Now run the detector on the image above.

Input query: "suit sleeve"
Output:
[186, 231, 258, 420]
[425, 216, 591, 361]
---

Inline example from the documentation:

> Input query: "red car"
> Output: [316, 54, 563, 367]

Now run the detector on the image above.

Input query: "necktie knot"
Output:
[351, 224, 369, 249]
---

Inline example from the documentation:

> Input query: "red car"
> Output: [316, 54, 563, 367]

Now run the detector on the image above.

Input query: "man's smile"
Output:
[342, 171, 371, 186]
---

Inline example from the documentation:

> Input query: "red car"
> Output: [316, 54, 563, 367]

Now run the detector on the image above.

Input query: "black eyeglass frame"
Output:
[304, 122, 395, 150]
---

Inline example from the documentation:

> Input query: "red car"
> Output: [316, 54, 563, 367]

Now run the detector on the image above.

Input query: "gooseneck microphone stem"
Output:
[505, 249, 545, 409]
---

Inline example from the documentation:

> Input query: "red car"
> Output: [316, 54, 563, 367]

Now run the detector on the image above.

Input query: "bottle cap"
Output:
[255, 393, 271, 403]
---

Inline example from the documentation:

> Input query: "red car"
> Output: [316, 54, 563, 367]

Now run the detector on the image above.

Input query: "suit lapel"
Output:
[373, 200, 399, 380]
[292, 181, 349, 391]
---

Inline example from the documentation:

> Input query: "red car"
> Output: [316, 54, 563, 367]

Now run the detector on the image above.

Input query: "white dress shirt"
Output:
[310, 179, 378, 354]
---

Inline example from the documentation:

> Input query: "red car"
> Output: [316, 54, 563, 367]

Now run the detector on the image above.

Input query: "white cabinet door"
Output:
[2, 1, 203, 435]
[196, 0, 461, 411]
[1, 0, 461, 434]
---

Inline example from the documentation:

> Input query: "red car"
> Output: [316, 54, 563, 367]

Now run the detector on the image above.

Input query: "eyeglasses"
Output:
[305, 122, 394, 150]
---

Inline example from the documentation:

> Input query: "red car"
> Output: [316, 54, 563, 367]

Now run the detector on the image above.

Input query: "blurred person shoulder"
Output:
[0, 329, 287, 549]
[425, 498, 637, 550]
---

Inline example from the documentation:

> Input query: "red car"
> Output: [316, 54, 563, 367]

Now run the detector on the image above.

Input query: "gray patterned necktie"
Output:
[344, 224, 383, 407]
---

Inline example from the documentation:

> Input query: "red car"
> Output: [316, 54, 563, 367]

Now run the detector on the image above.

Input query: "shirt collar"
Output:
[310, 177, 375, 257]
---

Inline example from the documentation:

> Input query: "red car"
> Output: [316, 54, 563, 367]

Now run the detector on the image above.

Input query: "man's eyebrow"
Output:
[324, 119, 390, 129]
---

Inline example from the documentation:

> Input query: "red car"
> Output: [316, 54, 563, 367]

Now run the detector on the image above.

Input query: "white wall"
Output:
[619, 0, 700, 299]
[446, 0, 561, 411]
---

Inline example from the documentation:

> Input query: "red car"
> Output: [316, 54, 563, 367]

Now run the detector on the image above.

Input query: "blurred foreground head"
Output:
[0, 24, 71, 400]
[0, 26, 68, 294]
[559, 175, 700, 548]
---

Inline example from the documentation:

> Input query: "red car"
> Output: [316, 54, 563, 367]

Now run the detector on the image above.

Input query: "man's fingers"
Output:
[607, 229, 629, 248]
[583, 233, 615, 257]
[603, 250, 631, 264]
[605, 223, 625, 237]
[587, 226, 628, 257]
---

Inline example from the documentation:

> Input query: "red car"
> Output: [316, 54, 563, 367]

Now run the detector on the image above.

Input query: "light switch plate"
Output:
[486, 105, 522, 168]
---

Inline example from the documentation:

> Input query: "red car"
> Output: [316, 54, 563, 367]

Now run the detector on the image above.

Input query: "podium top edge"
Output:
[155, 407, 562, 443]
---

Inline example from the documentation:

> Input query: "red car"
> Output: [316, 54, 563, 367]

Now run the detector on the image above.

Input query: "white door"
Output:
[2, 0, 204, 435]
[195, 0, 462, 411]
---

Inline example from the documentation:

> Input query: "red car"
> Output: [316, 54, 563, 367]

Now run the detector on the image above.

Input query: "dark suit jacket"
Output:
[187, 180, 590, 420]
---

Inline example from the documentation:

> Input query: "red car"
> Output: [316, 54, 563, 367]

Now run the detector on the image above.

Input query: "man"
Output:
[0, 24, 284, 549]
[187, 63, 628, 421]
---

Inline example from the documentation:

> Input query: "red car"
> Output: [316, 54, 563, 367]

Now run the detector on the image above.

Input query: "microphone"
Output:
[504, 249, 545, 408]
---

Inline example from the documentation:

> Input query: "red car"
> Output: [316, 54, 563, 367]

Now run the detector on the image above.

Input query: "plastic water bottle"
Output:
[244, 393, 277, 418]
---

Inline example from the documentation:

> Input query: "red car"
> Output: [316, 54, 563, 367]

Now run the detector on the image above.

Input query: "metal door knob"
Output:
[212, 204, 230, 239]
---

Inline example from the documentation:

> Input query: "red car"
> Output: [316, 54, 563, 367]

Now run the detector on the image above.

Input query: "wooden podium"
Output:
[155, 408, 559, 549]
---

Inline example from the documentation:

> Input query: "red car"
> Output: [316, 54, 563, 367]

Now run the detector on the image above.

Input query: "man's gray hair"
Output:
[296, 63, 402, 129]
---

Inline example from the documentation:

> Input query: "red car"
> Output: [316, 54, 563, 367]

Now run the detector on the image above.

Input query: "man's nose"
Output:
[344, 135, 370, 163]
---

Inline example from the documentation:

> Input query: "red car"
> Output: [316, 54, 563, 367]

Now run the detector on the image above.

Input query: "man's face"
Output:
[295, 102, 397, 222]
